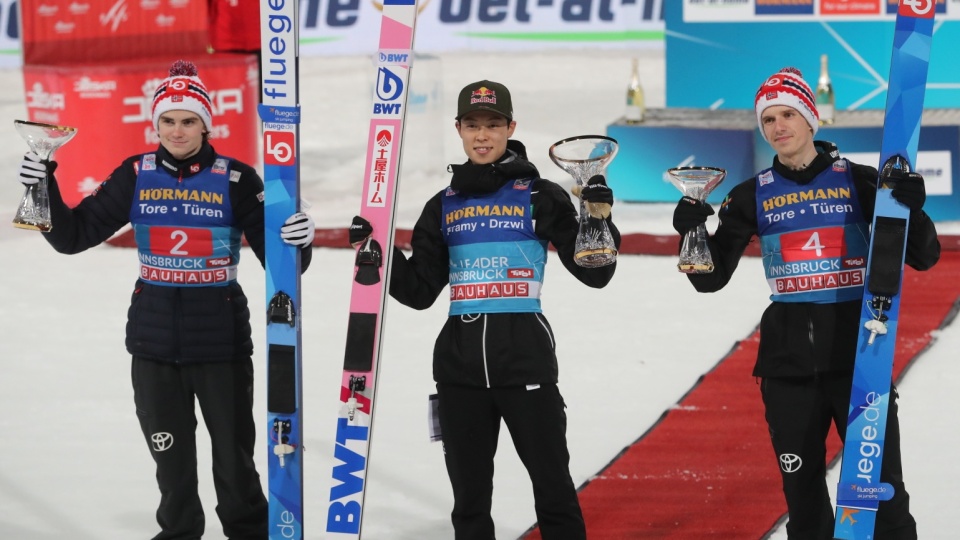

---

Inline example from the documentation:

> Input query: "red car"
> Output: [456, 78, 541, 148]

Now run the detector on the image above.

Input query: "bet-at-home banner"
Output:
[0, 0, 666, 68]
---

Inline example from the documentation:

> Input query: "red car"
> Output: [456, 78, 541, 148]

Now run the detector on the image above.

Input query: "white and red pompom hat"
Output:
[151, 60, 213, 131]
[754, 67, 819, 141]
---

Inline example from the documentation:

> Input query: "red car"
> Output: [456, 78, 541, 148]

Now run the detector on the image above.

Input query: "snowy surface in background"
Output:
[0, 50, 958, 539]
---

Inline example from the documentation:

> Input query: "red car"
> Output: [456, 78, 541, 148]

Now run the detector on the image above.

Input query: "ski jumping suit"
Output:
[389, 140, 619, 539]
[41, 142, 312, 540]
[687, 141, 939, 539]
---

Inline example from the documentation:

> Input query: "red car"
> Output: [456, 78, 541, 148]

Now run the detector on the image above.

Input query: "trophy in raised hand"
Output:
[667, 166, 726, 274]
[13, 120, 77, 232]
[549, 135, 618, 268]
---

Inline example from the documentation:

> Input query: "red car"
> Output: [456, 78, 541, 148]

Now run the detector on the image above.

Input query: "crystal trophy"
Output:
[13, 120, 77, 232]
[667, 166, 726, 274]
[549, 135, 619, 268]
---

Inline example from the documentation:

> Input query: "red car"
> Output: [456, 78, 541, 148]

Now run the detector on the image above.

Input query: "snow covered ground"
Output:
[1, 49, 959, 539]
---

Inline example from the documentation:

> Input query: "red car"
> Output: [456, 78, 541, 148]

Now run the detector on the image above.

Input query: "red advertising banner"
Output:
[21, 0, 208, 65]
[23, 54, 260, 208]
[821, 0, 881, 16]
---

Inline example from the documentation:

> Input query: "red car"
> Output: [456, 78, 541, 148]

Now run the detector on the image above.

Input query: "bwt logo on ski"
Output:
[373, 67, 405, 116]
[326, 418, 370, 534]
[379, 51, 409, 64]
[264, 130, 296, 166]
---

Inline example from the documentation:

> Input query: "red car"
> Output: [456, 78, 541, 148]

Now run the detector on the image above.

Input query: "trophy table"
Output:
[667, 166, 726, 274]
[12, 120, 77, 232]
[549, 135, 619, 268]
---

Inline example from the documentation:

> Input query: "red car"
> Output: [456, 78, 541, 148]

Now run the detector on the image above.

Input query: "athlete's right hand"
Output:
[19, 151, 49, 186]
[672, 196, 714, 235]
[349, 215, 374, 247]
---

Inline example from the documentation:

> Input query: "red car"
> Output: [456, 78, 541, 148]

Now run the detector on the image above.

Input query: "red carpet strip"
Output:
[103, 228, 960, 537]
[522, 251, 960, 539]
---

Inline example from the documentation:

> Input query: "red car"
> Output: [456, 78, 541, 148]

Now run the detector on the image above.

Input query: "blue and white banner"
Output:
[0, 0, 19, 68]
[0, 0, 665, 68]
[666, 1, 960, 110]
[300, 0, 664, 54]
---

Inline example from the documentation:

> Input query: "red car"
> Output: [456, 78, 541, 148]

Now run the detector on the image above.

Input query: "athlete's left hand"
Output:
[571, 175, 614, 219]
[281, 212, 315, 247]
[887, 169, 926, 211]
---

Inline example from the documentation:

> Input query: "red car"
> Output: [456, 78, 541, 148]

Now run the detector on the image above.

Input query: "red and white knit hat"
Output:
[754, 67, 818, 141]
[151, 60, 213, 131]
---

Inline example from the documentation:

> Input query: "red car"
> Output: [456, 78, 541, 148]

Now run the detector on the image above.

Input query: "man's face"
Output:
[157, 110, 206, 161]
[760, 105, 814, 159]
[456, 111, 516, 165]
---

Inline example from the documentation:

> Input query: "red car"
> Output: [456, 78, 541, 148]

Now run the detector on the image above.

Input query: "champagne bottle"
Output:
[625, 57, 645, 124]
[816, 53, 835, 125]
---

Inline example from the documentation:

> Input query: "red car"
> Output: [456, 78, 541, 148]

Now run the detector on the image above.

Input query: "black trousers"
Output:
[760, 375, 917, 540]
[436, 383, 586, 540]
[132, 357, 268, 540]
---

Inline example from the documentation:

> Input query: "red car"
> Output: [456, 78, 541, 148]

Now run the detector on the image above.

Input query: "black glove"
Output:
[572, 175, 613, 219]
[672, 196, 714, 235]
[349, 215, 373, 247]
[886, 168, 926, 211]
[580, 175, 614, 204]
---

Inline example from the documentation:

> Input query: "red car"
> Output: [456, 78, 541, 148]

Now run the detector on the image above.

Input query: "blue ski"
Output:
[259, 1, 304, 538]
[833, 2, 935, 539]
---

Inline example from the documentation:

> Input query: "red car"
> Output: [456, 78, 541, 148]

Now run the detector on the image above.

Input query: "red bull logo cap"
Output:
[456, 80, 513, 121]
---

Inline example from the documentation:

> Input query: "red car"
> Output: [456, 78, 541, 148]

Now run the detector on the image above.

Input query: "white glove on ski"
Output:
[19, 151, 47, 185]
[280, 212, 315, 248]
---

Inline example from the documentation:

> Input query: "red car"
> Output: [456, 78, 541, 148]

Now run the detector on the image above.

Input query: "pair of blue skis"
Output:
[258, 0, 419, 538]
[833, 2, 936, 539]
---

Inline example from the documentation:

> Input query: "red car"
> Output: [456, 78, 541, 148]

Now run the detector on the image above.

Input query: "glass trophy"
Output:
[549, 135, 619, 268]
[667, 166, 726, 274]
[13, 120, 77, 232]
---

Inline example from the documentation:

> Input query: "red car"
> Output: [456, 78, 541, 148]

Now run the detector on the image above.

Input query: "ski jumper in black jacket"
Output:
[388, 136, 620, 539]
[674, 67, 939, 539]
[39, 140, 313, 540]
[685, 140, 939, 539]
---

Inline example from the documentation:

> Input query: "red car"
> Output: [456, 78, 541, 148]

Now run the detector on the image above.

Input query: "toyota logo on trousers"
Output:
[779, 453, 802, 473]
[151, 432, 174, 452]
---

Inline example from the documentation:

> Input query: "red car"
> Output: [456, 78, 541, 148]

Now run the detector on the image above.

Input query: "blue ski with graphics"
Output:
[833, 2, 935, 538]
[259, 0, 305, 538]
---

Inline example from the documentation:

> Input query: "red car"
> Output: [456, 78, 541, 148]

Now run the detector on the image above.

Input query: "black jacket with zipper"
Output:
[389, 140, 619, 387]
[41, 142, 312, 364]
[687, 141, 940, 377]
